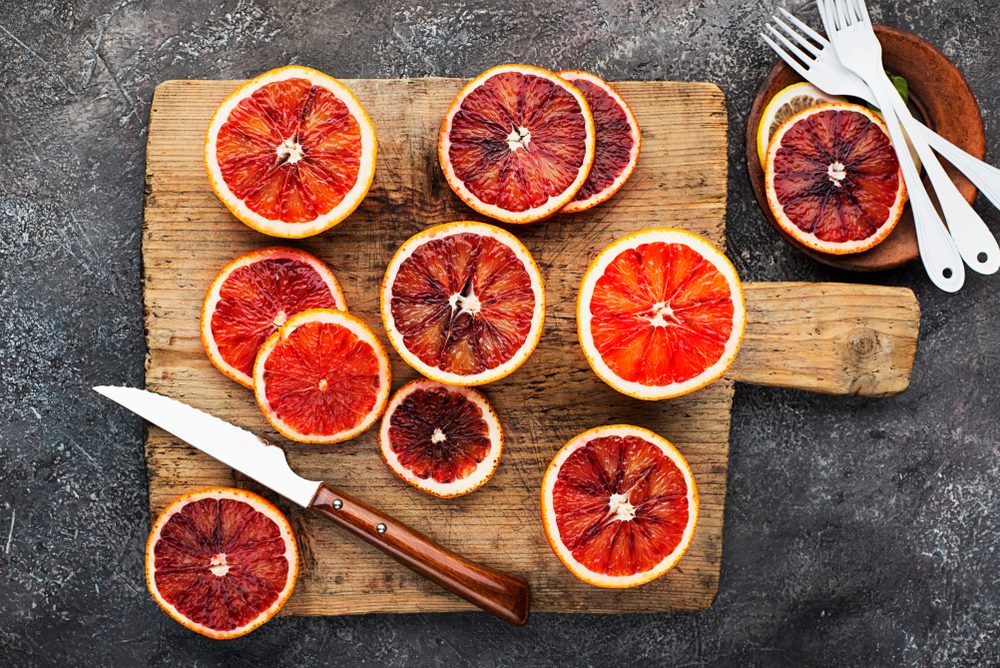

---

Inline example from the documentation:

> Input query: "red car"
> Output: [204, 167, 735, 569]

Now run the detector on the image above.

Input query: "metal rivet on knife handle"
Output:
[376, 523, 387, 534]
[332, 499, 343, 510]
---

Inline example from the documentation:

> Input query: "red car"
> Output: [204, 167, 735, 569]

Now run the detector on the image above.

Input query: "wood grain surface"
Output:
[143, 77, 918, 615]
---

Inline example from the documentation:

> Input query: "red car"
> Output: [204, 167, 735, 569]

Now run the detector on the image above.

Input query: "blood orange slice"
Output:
[765, 102, 906, 254]
[557, 71, 641, 213]
[205, 65, 377, 238]
[379, 379, 503, 498]
[201, 247, 347, 388]
[578, 228, 745, 400]
[439, 64, 596, 223]
[380, 221, 545, 386]
[254, 309, 391, 444]
[541, 425, 698, 588]
[145, 488, 298, 639]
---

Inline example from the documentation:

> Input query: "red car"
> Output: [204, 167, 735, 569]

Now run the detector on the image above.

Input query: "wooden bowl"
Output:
[745, 25, 986, 271]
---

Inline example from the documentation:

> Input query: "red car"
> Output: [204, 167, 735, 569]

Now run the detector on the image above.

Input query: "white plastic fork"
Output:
[815, 0, 976, 291]
[764, 6, 1000, 226]
[817, 0, 998, 280]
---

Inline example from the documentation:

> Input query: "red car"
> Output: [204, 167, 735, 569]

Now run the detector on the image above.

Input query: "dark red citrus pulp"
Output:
[447, 71, 591, 212]
[388, 232, 536, 376]
[771, 108, 901, 243]
[151, 496, 290, 632]
[551, 434, 691, 576]
[567, 77, 636, 203]
[386, 385, 492, 484]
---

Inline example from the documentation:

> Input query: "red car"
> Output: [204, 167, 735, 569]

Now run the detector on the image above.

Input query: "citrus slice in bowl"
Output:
[201, 247, 347, 388]
[380, 221, 545, 386]
[557, 71, 641, 213]
[146, 487, 298, 639]
[541, 425, 698, 588]
[254, 308, 391, 444]
[755, 81, 843, 165]
[765, 102, 906, 255]
[205, 65, 377, 238]
[379, 379, 503, 498]
[439, 64, 596, 223]
[578, 228, 745, 400]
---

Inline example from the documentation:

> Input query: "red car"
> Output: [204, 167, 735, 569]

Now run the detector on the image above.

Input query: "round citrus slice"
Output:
[379, 379, 503, 498]
[765, 102, 906, 254]
[541, 425, 698, 588]
[146, 487, 298, 639]
[254, 308, 391, 444]
[201, 247, 347, 388]
[578, 228, 746, 400]
[557, 71, 641, 213]
[205, 65, 377, 238]
[439, 64, 596, 223]
[380, 221, 545, 386]
[756, 82, 843, 165]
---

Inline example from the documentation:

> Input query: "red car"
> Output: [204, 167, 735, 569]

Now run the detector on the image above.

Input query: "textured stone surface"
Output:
[0, 0, 997, 665]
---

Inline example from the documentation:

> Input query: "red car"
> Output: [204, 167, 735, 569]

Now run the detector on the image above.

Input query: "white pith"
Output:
[577, 228, 746, 400]
[146, 488, 298, 639]
[204, 65, 377, 238]
[506, 126, 531, 151]
[608, 492, 636, 521]
[440, 64, 596, 222]
[201, 247, 347, 387]
[558, 71, 642, 213]
[379, 379, 503, 497]
[253, 309, 390, 443]
[208, 553, 230, 577]
[276, 136, 304, 164]
[381, 221, 545, 386]
[541, 425, 699, 588]
[827, 161, 846, 186]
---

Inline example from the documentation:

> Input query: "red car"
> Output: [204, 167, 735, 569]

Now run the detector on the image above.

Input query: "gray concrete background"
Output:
[1, 1, 997, 665]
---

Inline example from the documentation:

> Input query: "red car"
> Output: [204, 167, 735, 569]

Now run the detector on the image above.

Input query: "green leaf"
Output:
[865, 71, 910, 112]
[887, 71, 909, 105]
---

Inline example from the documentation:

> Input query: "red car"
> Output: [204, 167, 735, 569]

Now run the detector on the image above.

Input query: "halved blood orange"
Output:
[380, 221, 545, 386]
[439, 64, 596, 223]
[765, 102, 906, 254]
[145, 488, 298, 639]
[541, 425, 698, 588]
[577, 228, 745, 400]
[205, 65, 377, 238]
[201, 247, 347, 388]
[379, 379, 503, 498]
[253, 308, 391, 444]
[557, 71, 641, 213]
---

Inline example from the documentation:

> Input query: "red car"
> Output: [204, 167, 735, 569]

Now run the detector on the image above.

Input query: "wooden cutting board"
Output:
[143, 77, 920, 615]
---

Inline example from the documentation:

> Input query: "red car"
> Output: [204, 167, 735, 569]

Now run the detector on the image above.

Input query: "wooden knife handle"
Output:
[309, 483, 529, 626]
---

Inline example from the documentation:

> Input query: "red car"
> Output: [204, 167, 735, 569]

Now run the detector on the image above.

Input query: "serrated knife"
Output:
[94, 385, 530, 626]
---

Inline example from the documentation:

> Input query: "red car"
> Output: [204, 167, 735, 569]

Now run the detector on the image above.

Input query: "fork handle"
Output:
[887, 95, 1000, 275]
[868, 80, 965, 291]
[915, 123, 1000, 213]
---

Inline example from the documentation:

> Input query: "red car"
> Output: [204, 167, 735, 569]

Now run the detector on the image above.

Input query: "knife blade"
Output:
[94, 385, 530, 626]
[94, 385, 320, 507]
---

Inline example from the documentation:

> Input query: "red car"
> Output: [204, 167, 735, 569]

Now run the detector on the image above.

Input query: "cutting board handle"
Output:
[729, 282, 920, 396]
[309, 483, 530, 626]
